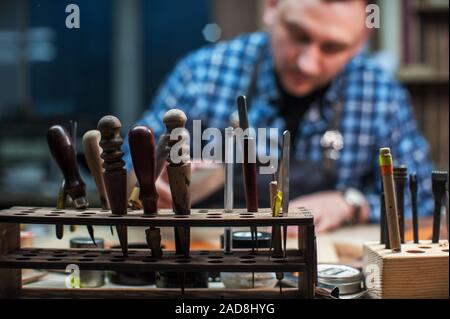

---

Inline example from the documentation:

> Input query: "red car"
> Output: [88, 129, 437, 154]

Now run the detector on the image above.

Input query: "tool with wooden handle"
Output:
[237, 96, 258, 259]
[394, 166, 407, 243]
[379, 148, 401, 252]
[237, 95, 258, 289]
[163, 109, 191, 257]
[129, 125, 162, 258]
[82, 130, 114, 235]
[431, 171, 447, 243]
[98, 116, 128, 257]
[47, 125, 96, 245]
[128, 133, 170, 209]
[82, 130, 110, 210]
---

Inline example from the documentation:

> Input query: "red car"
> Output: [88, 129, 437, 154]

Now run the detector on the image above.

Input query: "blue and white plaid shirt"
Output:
[123, 32, 434, 222]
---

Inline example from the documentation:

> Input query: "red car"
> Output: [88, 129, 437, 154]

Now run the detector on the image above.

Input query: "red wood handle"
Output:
[129, 125, 158, 214]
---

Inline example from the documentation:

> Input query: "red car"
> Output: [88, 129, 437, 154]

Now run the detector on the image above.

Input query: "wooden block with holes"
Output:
[363, 241, 449, 299]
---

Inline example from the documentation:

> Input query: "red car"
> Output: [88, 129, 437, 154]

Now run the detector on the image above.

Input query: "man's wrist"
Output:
[340, 188, 366, 224]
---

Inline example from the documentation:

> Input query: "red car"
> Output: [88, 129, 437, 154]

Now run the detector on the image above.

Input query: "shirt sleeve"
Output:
[364, 84, 434, 223]
[122, 54, 196, 171]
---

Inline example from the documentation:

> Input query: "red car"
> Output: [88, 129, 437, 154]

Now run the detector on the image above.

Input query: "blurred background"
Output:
[0, 0, 448, 209]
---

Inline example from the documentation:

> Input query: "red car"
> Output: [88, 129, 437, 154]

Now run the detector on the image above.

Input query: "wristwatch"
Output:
[341, 188, 366, 224]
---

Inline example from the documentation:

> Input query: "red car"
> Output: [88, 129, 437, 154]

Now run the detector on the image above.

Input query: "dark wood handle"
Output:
[98, 116, 127, 216]
[163, 109, 191, 257]
[47, 125, 86, 204]
[129, 125, 158, 215]
[243, 137, 258, 212]
[167, 164, 191, 215]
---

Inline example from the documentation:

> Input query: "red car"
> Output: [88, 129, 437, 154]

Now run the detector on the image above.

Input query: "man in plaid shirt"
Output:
[123, 0, 433, 233]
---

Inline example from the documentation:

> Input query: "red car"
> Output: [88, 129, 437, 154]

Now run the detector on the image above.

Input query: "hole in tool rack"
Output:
[78, 258, 94, 262]
[142, 258, 157, 263]
[208, 260, 223, 264]
[442, 249, 449, 253]
[199, 251, 209, 255]
[176, 255, 191, 259]
[175, 259, 191, 263]
[271, 255, 284, 259]
[53, 254, 68, 258]
[174, 215, 189, 218]
[406, 250, 425, 254]
[418, 246, 432, 249]
[110, 258, 125, 262]
[208, 255, 223, 259]
[240, 255, 255, 259]
[241, 260, 256, 264]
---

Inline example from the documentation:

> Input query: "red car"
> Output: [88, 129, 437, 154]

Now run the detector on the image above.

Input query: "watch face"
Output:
[345, 188, 364, 207]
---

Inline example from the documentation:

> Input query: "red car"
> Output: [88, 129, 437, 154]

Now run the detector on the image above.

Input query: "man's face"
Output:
[265, 0, 368, 96]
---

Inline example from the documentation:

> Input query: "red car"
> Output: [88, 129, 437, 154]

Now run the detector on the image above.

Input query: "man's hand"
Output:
[154, 161, 224, 209]
[289, 191, 368, 234]
[155, 171, 173, 208]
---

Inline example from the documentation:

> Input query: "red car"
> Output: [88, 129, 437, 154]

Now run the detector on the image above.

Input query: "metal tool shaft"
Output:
[224, 127, 234, 253]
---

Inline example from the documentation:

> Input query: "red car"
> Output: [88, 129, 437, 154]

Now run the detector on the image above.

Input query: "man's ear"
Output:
[263, 0, 279, 27]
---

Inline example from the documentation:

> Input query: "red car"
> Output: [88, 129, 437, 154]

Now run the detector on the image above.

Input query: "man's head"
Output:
[264, 0, 370, 96]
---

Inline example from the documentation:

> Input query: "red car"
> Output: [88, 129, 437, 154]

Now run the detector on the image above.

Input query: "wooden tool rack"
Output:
[0, 207, 317, 299]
